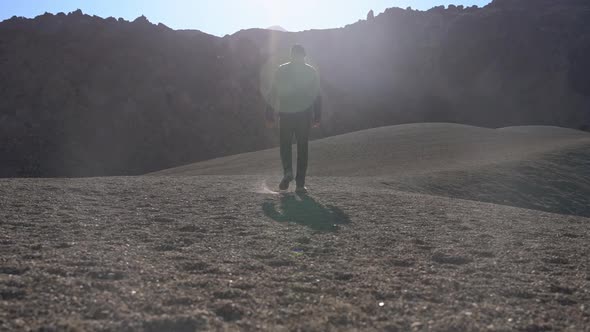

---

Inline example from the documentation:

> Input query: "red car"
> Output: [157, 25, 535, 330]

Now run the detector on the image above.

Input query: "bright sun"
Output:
[253, 0, 317, 23]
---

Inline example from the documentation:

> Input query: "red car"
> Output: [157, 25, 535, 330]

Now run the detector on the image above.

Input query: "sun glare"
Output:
[252, 0, 318, 28]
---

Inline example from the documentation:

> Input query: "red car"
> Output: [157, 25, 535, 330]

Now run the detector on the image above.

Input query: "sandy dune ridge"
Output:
[151, 123, 590, 178]
[152, 123, 590, 217]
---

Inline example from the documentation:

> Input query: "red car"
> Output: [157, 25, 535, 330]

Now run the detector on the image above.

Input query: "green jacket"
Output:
[267, 61, 322, 121]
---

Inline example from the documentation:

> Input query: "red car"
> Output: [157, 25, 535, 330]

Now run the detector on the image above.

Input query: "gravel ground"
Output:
[1, 176, 589, 331]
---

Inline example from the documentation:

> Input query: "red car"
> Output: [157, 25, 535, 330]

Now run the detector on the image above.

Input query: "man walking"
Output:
[266, 44, 322, 193]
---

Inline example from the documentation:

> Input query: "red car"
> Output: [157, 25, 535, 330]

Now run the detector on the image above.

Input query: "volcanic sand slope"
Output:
[150, 123, 590, 177]
[2, 123, 590, 331]
[151, 123, 590, 217]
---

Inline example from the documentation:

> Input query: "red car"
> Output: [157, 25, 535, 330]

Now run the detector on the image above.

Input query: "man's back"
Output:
[273, 61, 320, 114]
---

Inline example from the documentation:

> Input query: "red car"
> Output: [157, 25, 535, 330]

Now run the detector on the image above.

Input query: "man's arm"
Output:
[313, 95, 322, 124]
[265, 102, 275, 124]
[312, 70, 321, 125]
[266, 68, 280, 124]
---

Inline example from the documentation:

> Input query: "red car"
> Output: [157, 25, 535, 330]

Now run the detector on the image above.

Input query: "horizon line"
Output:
[0, 4, 487, 37]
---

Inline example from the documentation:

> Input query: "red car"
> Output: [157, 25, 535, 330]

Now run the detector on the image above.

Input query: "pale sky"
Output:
[0, 0, 492, 36]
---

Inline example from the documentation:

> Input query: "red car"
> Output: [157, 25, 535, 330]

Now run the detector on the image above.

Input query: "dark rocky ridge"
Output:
[0, 10, 270, 177]
[1, 0, 590, 177]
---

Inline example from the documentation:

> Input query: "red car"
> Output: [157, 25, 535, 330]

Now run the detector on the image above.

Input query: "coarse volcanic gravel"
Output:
[1, 175, 589, 331]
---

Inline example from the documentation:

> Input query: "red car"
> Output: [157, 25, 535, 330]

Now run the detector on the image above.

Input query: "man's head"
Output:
[291, 44, 306, 62]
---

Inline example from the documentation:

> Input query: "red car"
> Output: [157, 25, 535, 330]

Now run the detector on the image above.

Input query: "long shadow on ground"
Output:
[262, 193, 350, 231]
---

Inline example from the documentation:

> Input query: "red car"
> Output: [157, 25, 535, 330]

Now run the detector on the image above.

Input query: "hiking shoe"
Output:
[279, 175, 293, 191]
[295, 186, 308, 194]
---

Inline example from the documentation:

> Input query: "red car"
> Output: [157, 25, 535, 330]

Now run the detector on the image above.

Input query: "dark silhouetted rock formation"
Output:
[0, 10, 271, 176]
[1, 1, 589, 177]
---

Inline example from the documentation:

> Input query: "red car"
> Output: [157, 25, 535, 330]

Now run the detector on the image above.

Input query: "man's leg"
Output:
[279, 115, 295, 187]
[294, 112, 311, 188]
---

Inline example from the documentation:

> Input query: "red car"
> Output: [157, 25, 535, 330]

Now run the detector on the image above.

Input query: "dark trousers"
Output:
[279, 111, 311, 187]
